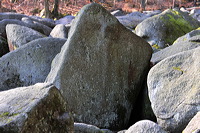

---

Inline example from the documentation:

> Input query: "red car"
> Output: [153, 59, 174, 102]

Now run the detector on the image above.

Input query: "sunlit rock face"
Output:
[46, 3, 152, 130]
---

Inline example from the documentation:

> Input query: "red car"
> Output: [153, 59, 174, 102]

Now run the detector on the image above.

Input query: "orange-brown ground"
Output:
[0, 0, 195, 17]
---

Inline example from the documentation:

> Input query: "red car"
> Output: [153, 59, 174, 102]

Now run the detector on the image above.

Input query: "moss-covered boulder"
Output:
[0, 83, 74, 133]
[136, 9, 200, 51]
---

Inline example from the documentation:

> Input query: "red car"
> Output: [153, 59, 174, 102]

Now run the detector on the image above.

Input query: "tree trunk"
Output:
[52, 0, 59, 19]
[44, 0, 51, 18]
[140, 0, 146, 11]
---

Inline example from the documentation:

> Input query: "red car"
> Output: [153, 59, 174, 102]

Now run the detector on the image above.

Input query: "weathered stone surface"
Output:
[190, 8, 200, 22]
[116, 11, 150, 28]
[0, 12, 55, 28]
[55, 15, 75, 25]
[21, 17, 34, 24]
[0, 37, 66, 91]
[173, 28, 200, 44]
[29, 16, 55, 28]
[74, 123, 103, 133]
[0, 12, 27, 21]
[50, 24, 69, 39]
[46, 3, 152, 130]
[148, 47, 200, 132]
[0, 83, 74, 133]
[0, 19, 52, 38]
[136, 9, 200, 50]
[0, 36, 9, 57]
[151, 35, 200, 64]
[117, 130, 127, 133]
[143, 10, 162, 17]
[125, 120, 167, 133]
[6, 24, 44, 51]
[182, 112, 200, 133]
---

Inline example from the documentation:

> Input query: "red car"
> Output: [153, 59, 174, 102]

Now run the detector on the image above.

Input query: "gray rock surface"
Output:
[182, 111, 200, 133]
[0, 36, 9, 57]
[0, 12, 55, 28]
[0, 37, 66, 91]
[55, 15, 75, 25]
[46, 3, 152, 130]
[0, 19, 52, 38]
[50, 24, 69, 39]
[148, 47, 200, 132]
[143, 10, 162, 17]
[151, 35, 200, 64]
[126, 120, 167, 133]
[74, 123, 103, 133]
[116, 11, 150, 28]
[0, 12, 27, 21]
[0, 83, 74, 133]
[6, 24, 44, 51]
[136, 9, 200, 50]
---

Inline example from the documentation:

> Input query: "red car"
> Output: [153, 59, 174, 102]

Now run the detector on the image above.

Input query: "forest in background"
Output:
[0, 0, 198, 19]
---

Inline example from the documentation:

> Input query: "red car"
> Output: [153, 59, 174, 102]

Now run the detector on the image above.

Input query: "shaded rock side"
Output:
[182, 111, 200, 133]
[126, 120, 167, 133]
[0, 83, 74, 133]
[6, 24, 44, 51]
[0, 37, 66, 91]
[46, 3, 152, 130]
[148, 47, 200, 132]
[0, 36, 9, 57]
[136, 9, 200, 50]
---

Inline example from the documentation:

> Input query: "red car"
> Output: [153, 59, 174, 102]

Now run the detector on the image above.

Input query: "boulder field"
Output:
[0, 3, 199, 133]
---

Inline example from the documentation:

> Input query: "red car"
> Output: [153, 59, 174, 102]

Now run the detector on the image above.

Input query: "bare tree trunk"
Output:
[44, 0, 51, 18]
[52, 0, 59, 19]
[173, 0, 176, 8]
[140, 0, 146, 11]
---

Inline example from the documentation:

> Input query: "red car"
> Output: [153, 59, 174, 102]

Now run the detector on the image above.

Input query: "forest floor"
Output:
[0, 0, 195, 18]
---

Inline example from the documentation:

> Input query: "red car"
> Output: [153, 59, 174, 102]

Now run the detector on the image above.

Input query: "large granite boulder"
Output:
[0, 36, 9, 57]
[126, 120, 167, 133]
[50, 24, 69, 39]
[0, 83, 74, 133]
[136, 9, 200, 50]
[148, 47, 200, 132]
[182, 111, 200, 133]
[0, 37, 66, 91]
[46, 3, 152, 130]
[6, 24, 44, 51]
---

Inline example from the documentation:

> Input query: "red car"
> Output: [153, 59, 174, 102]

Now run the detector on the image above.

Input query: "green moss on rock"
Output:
[160, 9, 199, 45]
